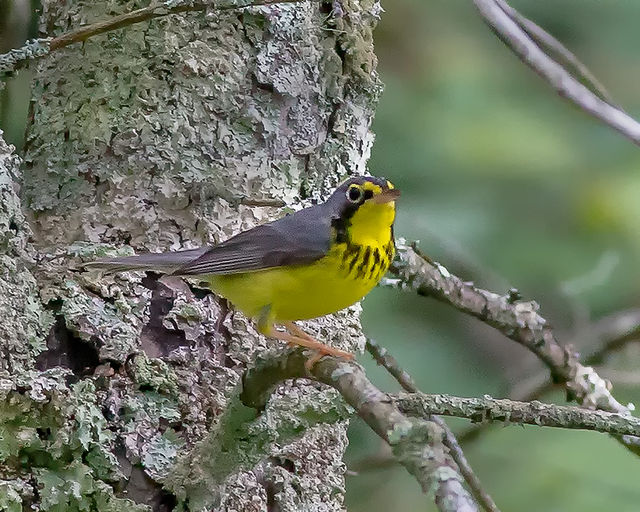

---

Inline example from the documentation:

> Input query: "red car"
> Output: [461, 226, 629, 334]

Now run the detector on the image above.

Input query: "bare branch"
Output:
[435, 418, 495, 507]
[241, 350, 479, 512]
[390, 240, 640, 455]
[0, 0, 306, 76]
[396, 393, 640, 438]
[579, 309, 640, 365]
[366, 338, 500, 512]
[366, 338, 420, 392]
[492, 0, 614, 104]
[473, 0, 640, 146]
[366, 339, 500, 512]
[458, 309, 640, 444]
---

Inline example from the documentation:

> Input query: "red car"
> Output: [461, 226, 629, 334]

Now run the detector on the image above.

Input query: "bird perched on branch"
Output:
[86, 176, 399, 368]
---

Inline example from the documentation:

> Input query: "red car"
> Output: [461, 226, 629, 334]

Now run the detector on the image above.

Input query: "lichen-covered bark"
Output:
[0, 131, 52, 374]
[2, 0, 382, 510]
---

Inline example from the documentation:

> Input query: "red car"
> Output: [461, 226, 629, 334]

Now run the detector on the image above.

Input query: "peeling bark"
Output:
[2, 0, 382, 509]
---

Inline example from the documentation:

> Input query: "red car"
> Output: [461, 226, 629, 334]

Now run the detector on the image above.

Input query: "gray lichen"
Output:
[5, 0, 384, 508]
[0, 369, 147, 511]
[0, 38, 51, 75]
[166, 383, 351, 509]
[0, 131, 52, 373]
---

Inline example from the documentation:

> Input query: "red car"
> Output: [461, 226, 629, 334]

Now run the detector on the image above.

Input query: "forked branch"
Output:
[241, 350, 479, 512]
[366, 339, 500, 512]
[473, 0, 640, 145]
[390, 240, 640, 455]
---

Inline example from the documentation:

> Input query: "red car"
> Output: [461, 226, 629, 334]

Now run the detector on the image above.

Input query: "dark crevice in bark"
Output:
[120, 462, 177, 512]
[213, 296, 233, 342]
[319, 0, 333, 14]
[264, 480, 280, 512]
[156, 490, 178, 512]
[271, 456, 296, 474]
[186, 282, 213, 300]
[140, 273, 189, 358]
[256, 81, 276, 94]
[298, 181, 310, 200]
[210, 296, 240, 370]
[36, 315, 100, 378]
[334, 36, 347, 75]
[326, 103, 340, 137]
[256, 466, 282, 512]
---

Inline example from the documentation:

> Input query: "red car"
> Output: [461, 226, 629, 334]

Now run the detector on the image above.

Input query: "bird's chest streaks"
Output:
[336, 239, 394, 282]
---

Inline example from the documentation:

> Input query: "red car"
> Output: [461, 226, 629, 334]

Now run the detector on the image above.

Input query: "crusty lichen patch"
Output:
[0, 131, 52, 373]
[12, 0, 384, 508]
[165, 382, 351, 509]
[0, 370, 146, 510]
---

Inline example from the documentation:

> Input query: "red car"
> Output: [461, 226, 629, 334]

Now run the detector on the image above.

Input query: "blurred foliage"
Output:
[353, 1, 640, 510]
[2, 0, 640, 510]
[0, 0, 36, 146]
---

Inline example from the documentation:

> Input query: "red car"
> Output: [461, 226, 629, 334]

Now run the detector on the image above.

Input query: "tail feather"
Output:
[83, 247, 210, 274]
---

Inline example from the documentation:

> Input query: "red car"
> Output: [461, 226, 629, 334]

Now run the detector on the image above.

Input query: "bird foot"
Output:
[269, 321, 354, 372]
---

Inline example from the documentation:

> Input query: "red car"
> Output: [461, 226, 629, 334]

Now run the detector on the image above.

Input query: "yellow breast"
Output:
[207, 238, 394, 323]
[207, 183, 396, 325]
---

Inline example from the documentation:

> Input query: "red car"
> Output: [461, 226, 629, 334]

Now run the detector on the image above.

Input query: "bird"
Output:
[85, 176, 400, 368]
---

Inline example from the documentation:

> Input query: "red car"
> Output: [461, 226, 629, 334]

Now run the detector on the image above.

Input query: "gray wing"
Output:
[83, 247, 211, 274]
[173, 205, 332, 276]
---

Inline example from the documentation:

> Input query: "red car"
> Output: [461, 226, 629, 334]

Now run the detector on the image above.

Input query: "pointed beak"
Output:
[371, 188, 401, 204]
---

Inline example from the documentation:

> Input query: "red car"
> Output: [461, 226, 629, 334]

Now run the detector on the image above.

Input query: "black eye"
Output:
[364, 189, 374, 200]
[347, 186, 362, 202]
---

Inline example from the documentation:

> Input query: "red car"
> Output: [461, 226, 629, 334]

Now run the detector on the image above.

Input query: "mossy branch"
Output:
[240, 349, 480, 512]
[391, 240, 640, 456]
[457, 308, 640, 445]
[395, 393, 640, 438]
[0, 0, 308, 76]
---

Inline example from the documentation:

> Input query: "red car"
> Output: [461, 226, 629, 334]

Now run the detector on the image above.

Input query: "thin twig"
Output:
[395, 393, 640, 438]
[492, 0, 614, 104]
[366, 338, 420, 391]
[241, 350, 479, 512]
[458, 309, 640, 444]
[0, 0, 307, 75]
[473, 0, 640, 146]
[580, 310, 640, 365]
[366, 338, 500, 512]
[391, 240, 640, 456]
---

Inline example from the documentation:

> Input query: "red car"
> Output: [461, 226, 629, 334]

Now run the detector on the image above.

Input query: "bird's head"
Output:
[327, 176, 400, 244]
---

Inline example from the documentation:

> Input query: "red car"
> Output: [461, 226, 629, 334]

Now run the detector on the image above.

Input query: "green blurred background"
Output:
[2, 0, 640, 510]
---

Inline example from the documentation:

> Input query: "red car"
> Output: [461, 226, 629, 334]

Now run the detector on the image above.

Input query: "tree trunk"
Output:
[2, 0, 382, 510]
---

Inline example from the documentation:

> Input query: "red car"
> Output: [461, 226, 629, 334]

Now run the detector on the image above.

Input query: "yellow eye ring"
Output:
[346, 185, 363, 203]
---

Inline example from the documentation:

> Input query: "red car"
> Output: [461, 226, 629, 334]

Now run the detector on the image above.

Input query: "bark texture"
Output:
[1, 0, 382, 509]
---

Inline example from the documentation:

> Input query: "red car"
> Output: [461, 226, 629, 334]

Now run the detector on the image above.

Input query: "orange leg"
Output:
[267, 322, 354, 371]
[256, 306, 354, 371]
[282, 322, 318, 342]
[282, 322, 354, 360]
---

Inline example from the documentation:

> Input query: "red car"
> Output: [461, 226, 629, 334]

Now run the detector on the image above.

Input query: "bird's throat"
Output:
[346, 201, 396, 247]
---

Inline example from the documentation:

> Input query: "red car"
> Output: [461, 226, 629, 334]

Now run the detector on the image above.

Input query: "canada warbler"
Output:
[86, 176, 400, 366]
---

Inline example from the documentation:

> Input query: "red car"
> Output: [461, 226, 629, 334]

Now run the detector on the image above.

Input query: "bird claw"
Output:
[270, 321, 354, 372]
[304, 347, 354, 373]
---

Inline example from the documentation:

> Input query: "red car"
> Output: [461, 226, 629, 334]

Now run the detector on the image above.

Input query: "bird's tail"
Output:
[83, 247, 209, 274]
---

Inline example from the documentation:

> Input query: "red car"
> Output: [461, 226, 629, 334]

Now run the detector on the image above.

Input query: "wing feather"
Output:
[83, 247, 210, 273]
[174, 205, 332, 276]
[85, 204, 333, 276]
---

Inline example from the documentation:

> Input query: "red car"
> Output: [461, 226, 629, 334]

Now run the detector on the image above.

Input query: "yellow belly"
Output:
[207, 242, 392, 323]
